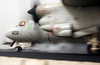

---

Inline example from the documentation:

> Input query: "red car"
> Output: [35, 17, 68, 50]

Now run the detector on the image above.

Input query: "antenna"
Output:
[26, 19, 29, 22]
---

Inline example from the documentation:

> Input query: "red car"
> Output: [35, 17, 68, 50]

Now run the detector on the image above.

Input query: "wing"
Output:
[28, 1, 99, 38]
[62, 0, 100, 6]
[37, 2, 99, 38]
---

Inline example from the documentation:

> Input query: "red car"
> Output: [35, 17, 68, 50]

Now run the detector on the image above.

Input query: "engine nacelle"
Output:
[36, 3, 62, 17]
[41, 23, 72, 37]
[41, 24, 99, 38]
[73, 26, 99, 38]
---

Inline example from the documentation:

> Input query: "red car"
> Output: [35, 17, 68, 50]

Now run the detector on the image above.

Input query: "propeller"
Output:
[28, 0, 41, 23]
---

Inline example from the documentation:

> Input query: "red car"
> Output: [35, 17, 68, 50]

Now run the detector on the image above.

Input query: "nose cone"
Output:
[5, 28, 20, 41]
[5, 28, 13, 38]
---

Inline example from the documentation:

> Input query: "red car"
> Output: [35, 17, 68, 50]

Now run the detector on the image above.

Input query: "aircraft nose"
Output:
[5, 28, 20, 40]
[5, 29, 12, 38]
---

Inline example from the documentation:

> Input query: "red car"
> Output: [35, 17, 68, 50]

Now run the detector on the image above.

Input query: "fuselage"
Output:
[5, 20, 72, 43]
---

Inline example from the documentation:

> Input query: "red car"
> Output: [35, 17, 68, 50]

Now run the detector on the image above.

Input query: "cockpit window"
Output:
[19, 21, 26, 26]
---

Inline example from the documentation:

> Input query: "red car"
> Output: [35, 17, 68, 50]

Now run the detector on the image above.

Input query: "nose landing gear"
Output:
[13, 46, 22, 52]
[11, 41, 22, 52]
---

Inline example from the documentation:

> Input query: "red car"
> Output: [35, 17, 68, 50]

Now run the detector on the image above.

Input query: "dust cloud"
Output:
[32, 42, 88, 54]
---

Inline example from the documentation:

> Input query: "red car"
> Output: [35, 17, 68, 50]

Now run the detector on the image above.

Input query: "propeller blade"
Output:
[28, 0, 40, 23]
[28, 5, 40, 23]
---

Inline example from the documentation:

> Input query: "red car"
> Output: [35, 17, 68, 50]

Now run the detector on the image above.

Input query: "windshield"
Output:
[19, 21, 26, 26]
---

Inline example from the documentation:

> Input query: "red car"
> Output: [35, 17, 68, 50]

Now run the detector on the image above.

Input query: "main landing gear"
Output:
[84, 33, 100, 55]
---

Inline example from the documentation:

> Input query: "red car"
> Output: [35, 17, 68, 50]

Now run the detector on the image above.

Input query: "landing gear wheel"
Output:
[13, 46, 22, 52]
[87, 45, 100, 55]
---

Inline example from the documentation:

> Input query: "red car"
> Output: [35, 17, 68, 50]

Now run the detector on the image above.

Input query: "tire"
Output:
[13, 46, 22, 52]
[87, 45, 100, 55]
